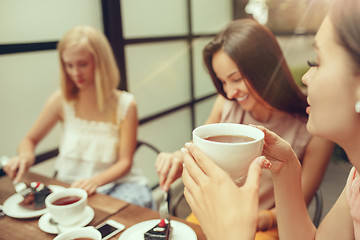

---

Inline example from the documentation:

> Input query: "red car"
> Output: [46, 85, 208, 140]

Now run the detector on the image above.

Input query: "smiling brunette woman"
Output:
[156, 18, 334, 240]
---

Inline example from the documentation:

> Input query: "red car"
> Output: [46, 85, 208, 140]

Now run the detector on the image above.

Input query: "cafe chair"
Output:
[133, 140, 161, 191]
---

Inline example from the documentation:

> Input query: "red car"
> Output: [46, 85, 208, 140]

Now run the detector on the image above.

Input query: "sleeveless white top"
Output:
[55, 91, 148, 190]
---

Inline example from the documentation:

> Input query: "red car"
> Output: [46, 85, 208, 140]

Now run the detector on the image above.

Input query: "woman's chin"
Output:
[306, 121, 316, 135]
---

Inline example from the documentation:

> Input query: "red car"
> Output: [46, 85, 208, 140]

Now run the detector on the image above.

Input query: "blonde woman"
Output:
[5, 26, 155, 209]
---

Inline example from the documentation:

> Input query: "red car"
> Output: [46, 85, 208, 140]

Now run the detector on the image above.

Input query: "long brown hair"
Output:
[203, 19, 308, 117]
[330, 0, 360, 70]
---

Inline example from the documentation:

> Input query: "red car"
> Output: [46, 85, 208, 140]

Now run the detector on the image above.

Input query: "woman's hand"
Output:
[71, 178, 99, 196]
[182, 142, 271, 240]
[4, 155, 34, 183]
[252, 125, 299, 174]
[155, 151, 183, 191]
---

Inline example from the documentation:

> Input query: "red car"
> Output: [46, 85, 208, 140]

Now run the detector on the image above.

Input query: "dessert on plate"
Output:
[144, 219, 171, 240]
[19, 182, 52, 210]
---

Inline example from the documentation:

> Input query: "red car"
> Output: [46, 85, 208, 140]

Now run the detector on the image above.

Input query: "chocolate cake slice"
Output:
[144, 219, 171, 240]
[19, 182, 52, 210]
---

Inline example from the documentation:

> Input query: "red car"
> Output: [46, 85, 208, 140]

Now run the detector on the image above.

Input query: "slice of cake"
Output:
[19, 182, 52, 210]
[144, 219, 171, 240]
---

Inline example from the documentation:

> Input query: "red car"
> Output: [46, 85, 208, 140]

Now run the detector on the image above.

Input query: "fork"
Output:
[159, 191, 170, 221]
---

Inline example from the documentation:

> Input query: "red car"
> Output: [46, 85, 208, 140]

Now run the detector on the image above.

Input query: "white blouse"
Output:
[55, 91, 148, 190]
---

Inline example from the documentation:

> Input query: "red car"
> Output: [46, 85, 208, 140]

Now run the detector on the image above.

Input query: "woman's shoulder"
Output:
[45, 89, 64, 108]
[115, 90, 135, 102]
[114, 90, 136, 123]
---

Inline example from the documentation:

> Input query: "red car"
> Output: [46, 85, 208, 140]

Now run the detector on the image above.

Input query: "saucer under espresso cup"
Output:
[53, 226, 101, 240]
[193, 123, 264, 184]
[45, 188, 88, 226]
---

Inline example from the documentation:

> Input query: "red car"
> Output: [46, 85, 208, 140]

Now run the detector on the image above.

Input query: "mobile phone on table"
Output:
[95, 219, 125, 240]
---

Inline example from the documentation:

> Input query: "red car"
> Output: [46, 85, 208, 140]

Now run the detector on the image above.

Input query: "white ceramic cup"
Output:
[53, 226, 101, 240]
[192, 123, 264, 184]
[45, 188, 88, 226]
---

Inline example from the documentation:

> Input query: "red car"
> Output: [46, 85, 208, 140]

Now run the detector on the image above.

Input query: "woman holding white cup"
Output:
[182, 0, 360, 239]
[156, 18, 334, 238]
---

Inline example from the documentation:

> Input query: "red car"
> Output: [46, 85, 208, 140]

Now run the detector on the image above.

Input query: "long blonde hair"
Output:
[57, 25, 120, 111]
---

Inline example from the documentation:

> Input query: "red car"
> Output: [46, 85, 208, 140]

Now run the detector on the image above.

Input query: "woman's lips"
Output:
[77, 79, 85, 84]
[306, 97, 311, 114]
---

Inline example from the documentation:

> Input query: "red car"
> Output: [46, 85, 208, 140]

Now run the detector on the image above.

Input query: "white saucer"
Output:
[38, 206, 95, 234]
[118, 219, 197, 240]
[3, 185, 65, 219]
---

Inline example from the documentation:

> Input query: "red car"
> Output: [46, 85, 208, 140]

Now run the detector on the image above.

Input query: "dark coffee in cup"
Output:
[204, 135, 255, 143]
[52, 196, 81, 206]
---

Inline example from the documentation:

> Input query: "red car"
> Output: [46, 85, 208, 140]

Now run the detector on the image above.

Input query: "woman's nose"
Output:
[226, 86, 238, 99]
[72, 66, 80, 77]
[302, 68, 315, 86]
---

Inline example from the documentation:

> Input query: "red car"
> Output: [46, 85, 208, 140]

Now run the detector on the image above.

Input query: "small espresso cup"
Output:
[192, 123, 264, 184]
[53, 226, 101, 240]
[45, 188, 88, 226]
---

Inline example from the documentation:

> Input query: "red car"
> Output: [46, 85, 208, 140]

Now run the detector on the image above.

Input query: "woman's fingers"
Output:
[14, 161, 26, 184]
[163, 162, 182, 191]
[155, 152, 184, 191]
[182, 161, 202, 215]
[183, 142, 224, 178]
[155, 153, 171, 187]
[4, 157, 26, 183]
[250, 125, 278, 143]
[243, 156, 271, 190]
[182, 166, 196, 195]
[181, 147, 206, 184]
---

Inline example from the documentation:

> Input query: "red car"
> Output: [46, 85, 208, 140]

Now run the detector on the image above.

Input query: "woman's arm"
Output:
[72, 98, 138, 194]
[257, 126, 352, 240]
[316, 187, 353, 239]
[204, 94, 226, 124]
[4, 90, 62, 183]
[301, 137, 334, 205]
[257, 137, 334, 231]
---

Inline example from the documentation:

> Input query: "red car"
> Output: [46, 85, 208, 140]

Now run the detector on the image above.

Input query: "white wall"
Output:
[0, 0, 103, 158]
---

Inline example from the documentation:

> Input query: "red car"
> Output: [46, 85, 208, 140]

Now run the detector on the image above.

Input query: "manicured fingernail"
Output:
[184, 142, 192, 148]
[257, 156, 272, 168]
[263, 160, 272, 169]
[180, 147, 187, 153]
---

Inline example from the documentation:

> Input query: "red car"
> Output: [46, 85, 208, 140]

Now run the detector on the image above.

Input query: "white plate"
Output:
[3, 185, 65, 219]
[38, 206, 94, 235]
[118, 219, 197, 240]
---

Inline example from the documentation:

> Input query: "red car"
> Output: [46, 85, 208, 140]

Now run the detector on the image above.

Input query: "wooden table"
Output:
[0, 172, 206, 240]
